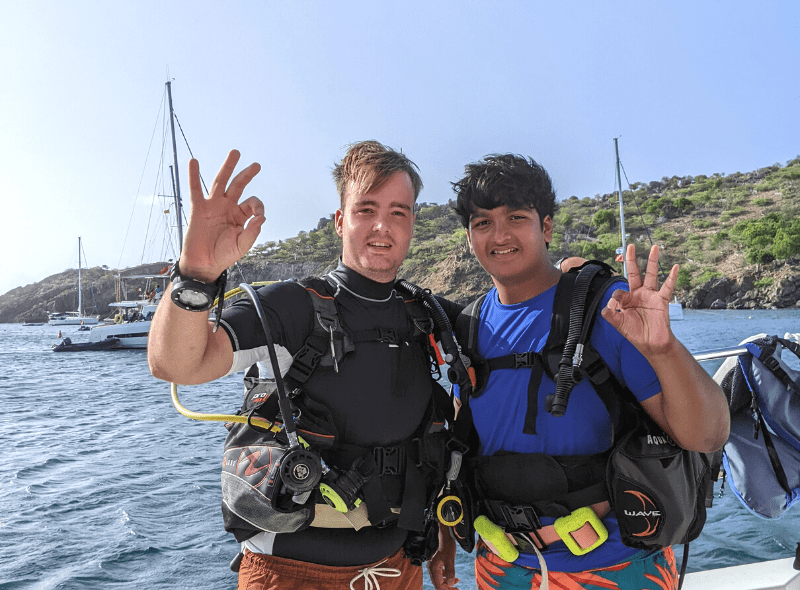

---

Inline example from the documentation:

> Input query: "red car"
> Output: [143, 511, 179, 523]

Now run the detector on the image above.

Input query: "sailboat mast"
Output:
[77, 236, 83, 315]
[166, 80, 184, 253]
[614, 138, 628, 278]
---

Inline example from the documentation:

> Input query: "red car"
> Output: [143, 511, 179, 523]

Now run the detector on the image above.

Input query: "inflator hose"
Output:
[395, 279, 472, 391]
[548, 265, 601, 417]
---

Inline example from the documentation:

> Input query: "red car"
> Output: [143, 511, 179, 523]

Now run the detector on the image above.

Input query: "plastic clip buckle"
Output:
[513, 352, 535, 369]
[378, 328, 399, 344]
[374, 446, 405, 475]
[553, 506, 608, 556]
[499, 504, 541, 534]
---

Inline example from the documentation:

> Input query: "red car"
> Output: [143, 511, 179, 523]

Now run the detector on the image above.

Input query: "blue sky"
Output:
[1, 1, 797, 297]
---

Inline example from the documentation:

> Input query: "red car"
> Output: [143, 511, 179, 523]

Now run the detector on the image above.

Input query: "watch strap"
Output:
[169, 261, 227, 313]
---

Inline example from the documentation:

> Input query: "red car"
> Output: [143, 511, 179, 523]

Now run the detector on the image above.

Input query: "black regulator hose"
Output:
[239, 283, 323, 495]
[548, 266, 599, 417]
[239, 283, 300, 442]
[395, 279, 472, 391]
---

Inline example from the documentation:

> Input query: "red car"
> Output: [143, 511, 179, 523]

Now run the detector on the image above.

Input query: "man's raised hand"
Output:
[180, 150, 264, 282]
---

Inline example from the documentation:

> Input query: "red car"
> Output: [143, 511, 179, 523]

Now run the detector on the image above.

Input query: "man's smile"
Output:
[368, 241, 392, 249]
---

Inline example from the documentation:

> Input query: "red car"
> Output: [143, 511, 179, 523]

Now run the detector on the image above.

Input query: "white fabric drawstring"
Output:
[531, 544, 549, 590]
[349, 558, 401, 590]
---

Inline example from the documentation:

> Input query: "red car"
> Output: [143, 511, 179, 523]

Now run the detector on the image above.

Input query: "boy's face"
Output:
[466, 205, 553, 284]
[335, 171, 416, 283]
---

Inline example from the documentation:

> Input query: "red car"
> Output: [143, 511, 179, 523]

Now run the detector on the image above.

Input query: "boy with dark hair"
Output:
[430, 153, 729, 590]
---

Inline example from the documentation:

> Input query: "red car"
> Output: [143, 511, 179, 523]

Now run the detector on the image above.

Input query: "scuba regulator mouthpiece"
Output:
[319, 456, 373, 513]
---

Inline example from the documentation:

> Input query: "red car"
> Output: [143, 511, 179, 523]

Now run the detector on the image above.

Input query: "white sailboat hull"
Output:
[88, 320, 152, 349]
[48, 316, 100, 326]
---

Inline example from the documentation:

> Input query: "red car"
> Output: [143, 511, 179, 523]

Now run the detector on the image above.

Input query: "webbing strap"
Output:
[524, 363, 544, 435]
[759, 338, 800, 394]
[755, 406, 793, 495]
[485, 351, 545, 434]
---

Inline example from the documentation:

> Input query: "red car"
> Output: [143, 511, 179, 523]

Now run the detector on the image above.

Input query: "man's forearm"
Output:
[147, 283, 233, 385]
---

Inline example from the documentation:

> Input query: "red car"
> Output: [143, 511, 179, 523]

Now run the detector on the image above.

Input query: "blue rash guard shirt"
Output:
[469, 283, 663, 572]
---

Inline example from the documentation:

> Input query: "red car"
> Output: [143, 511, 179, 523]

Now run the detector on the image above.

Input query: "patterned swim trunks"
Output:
[474, 544, 678, 590]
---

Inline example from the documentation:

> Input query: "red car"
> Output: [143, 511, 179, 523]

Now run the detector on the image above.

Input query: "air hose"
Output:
[547, 265, 602, 417]
[395, 279, 472, 391]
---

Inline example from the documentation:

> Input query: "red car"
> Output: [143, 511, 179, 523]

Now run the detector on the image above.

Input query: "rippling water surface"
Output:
[2, 309, 799, 589]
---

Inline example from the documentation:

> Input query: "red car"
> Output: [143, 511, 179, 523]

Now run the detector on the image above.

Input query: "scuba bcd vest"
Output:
[449, 261, 712, 559]
[220, 275, 456, 561]
[713, 335, 800, 519]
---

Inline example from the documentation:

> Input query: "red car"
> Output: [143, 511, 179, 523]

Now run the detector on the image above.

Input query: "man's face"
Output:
[466, 205, 552, 284]
[335, 171, 416, 283]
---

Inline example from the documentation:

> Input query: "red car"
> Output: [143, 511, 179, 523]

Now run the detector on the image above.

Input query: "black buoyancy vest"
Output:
[227, 275, 452, 539]
[454, 262, 630, 522]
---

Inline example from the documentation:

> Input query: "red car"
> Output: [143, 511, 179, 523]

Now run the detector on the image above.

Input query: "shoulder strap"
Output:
[454, 293, 488, 356]
[284, 276, 354, 384]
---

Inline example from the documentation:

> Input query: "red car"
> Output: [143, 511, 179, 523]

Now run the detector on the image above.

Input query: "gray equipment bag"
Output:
[221, 373, 314, 535]
[607, 409, 711, 548]
[714, 335, 800, 519]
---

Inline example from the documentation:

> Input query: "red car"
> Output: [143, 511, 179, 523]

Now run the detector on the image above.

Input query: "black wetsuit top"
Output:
[220, 262, 435, 565]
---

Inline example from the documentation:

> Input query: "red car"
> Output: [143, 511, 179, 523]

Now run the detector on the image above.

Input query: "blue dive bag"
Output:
[714, 335, 800, 519]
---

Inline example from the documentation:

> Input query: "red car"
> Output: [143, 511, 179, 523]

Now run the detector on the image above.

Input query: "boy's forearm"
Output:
[643, 337, 730, 452]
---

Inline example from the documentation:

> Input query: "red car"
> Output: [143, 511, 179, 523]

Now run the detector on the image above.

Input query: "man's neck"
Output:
[329, 260, 397, 301]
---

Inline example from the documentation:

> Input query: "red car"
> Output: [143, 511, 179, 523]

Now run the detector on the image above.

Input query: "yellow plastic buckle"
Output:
[552, 506, 608, 556]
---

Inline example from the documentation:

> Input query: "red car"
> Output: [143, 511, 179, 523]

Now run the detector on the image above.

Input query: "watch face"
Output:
[178, 288, 211, 308]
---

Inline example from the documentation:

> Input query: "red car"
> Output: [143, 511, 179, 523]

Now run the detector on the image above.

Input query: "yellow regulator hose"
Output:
[169, 382, 277, 429]
[170, 280, 277, 425]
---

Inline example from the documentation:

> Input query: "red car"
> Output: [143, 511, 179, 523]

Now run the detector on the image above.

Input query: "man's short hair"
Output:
[333, 140, 423, 209]
[452, 153, 557, 229]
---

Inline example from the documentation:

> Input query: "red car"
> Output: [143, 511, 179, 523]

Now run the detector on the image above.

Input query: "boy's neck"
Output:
[493, 264, 562, 305]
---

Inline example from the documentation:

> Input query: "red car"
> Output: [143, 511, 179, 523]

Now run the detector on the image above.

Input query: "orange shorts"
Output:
[237, 547, 423, 590]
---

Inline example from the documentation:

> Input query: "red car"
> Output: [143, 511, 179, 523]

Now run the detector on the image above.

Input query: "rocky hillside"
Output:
[3, 158, 799, 323]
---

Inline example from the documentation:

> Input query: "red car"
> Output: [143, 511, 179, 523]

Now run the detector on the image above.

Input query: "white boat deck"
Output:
[684, 558, 800, 590]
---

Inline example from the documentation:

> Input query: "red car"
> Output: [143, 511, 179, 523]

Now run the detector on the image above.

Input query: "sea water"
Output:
[1, 309, 800, 589]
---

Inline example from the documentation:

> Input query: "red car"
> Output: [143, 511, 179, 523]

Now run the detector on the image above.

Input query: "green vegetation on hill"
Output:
[3, 157, 799, 322]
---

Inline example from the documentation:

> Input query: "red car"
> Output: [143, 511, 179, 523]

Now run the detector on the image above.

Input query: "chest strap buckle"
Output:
[373, 446, 406, 475]
[377, 328, 400, 344]
[513, 352, 537, 368]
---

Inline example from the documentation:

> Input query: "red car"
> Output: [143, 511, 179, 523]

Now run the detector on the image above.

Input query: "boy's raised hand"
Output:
[601, 244, 678, 355]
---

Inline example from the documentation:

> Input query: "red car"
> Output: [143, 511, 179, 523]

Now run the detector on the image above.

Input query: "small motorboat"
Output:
[52, 337, 120, 352]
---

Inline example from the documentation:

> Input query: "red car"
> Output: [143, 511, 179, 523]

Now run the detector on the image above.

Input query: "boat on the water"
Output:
[683, 556, 800, 590]
[52, 337, 120, 352]
[22, 322, 44, 326]
[48, 237, 100, 326]
[85, 274, 168, 349]
[81, 80, 185, 349]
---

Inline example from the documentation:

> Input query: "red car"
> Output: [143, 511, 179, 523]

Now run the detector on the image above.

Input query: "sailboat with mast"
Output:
[83, 80, 185, 349]
[47, 236, 100, 326]
[613, 138, 684, 321]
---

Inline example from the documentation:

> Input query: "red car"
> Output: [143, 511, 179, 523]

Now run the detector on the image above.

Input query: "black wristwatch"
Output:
[169, 262, 227, 313]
